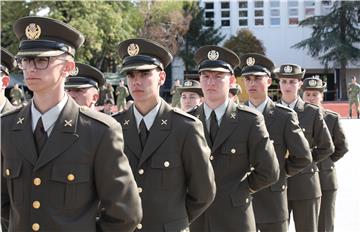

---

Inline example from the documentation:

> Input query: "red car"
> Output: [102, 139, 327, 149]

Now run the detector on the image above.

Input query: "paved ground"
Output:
[289, 119, 360, 231]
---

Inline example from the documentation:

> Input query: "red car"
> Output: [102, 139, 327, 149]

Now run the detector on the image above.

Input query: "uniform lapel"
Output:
[1, 99, 15, 114]
[212, 101, 238, 152]
[34, 97, 79, 171]
[263, 99, 276, 128]
[193, 104, 211, 147]
[10, 103, 38, 166]
[138, 99, 172, 167]
[294, 98, 305, 120]
[119, 106, 142, 158]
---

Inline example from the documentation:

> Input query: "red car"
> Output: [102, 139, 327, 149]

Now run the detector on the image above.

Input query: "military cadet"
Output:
[1, 47, 17, 115]
[9, 83, 25, 106]
[100, 98, 115, 115]
[347, 76, 360, 118]
[170, 78, 181, 108]
[229, 83, 242, 105]
[1, 16, 142, 231]
[113, 38, 216, 232]
[189, 45, 279, 231]
[241, 53, 312, 232]
[274, 64, 335, 231]
[115, 79, 129, 112]
[178, 79, 203, 112]
[65, 62, 105, 110]
[302, 76, 349, 232]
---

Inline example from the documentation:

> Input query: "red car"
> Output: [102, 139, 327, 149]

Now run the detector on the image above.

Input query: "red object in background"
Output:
[323, 101, 354, 118]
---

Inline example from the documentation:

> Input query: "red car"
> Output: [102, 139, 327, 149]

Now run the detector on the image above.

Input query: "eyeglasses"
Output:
[16, 56, 68, 70]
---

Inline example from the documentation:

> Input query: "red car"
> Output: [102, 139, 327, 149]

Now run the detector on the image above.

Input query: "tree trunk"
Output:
[339, 1, 348, 100]
[340, 64, 347, 100]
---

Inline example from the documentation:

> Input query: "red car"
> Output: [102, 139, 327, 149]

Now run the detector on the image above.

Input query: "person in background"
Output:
[241, 53, 312, 232]
[178, 79, 203, 112]
[100, 98, 115, 115]
[65, 63, 105, 110]
[189, 45, 279, 231]
[170, 78, 181, 108]
[1, 16, 142, 232]
[302, 76, 349, 232]
[347, 76, 360, 119]
[113, 38, 216, 232]
[1, 47, 17, 115]
[104, 82, 115, 103]
[274, 63, 334, 232]
[115, 79, 129, 112]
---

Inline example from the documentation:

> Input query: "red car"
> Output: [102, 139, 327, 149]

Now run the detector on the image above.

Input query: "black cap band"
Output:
[198, 60, 234, 74]
[123, 55, 164, 70]
[19, 40, 75, 56]
[241, 65, 271, 76]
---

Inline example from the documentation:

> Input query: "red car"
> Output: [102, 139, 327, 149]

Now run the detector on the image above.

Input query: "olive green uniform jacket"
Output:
[189, 101, 279, 231]
[1, 97, 142, 232]
[113, 99, 216, 232]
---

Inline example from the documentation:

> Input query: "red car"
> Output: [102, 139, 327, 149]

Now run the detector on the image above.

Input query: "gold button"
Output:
[32, 201, 41, 209]
[270, 140, 274, 144]
[330, 166, 334, 170]
[282, 185, 286, 190]
[32, 223, 40, 231]
[302, 128, 306, 132]
[5, 169, 10, 176]
[210, 155, 214, 160]
[138, 187, 143, 193]
[164, 161, 170, 167]
[231, 148, 236, 154]
[311, 168, 314, 173]
[137, 223, 143, 229]
[33, 178, 41, 186]
[67, 174, 75, 182]
[245, 198, 249, 203]
[138, 169, 144, 175]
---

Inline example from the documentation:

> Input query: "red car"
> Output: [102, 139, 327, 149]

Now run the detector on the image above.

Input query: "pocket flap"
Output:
[51, 164, 90, 183]
[221, 142, 247, 155]
[3, 159, 22, 179]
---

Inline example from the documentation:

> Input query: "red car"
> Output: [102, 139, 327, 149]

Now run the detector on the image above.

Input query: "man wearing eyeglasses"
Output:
[65, 63, 105, 110]
[1, 16, 142, 232]
[1, 47, 17, 115]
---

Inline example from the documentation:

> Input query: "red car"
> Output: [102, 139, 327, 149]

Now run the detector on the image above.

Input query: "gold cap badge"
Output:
[184, 80, 192, 87]
[207, 50, 219, 60]
[246, 57, 255, 66]
[25, 23, 41, 40]
[309, 79, 317, 87]
[284, 65, 293, 73]
[127, 43, 139, 56]
[70, 66, 79, 76]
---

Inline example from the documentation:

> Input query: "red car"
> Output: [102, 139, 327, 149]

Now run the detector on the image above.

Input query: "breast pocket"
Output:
[221, 142, 248, 169]
[150, 155, 182, 190]
[3, 159, 23, 205]
[50, 164, 90, 209]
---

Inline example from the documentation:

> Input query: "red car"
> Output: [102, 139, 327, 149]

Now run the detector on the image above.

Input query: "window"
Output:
[221, 1, 231, 26]
[205, 2, 214, 9]
[270, 0, 281, 26]
[221, 2, 230, 8]
[204, 1, 214, 27]
[304, 0, 315, 18]
[288, 0, 299, 25]
[239, 0, 248, 27]
[254, 0, 264, 26]
[205, 12, 214, 18]
[222, 11, 230, 17]
[221, 20, 230, 26]
[205, 20, 214, 27]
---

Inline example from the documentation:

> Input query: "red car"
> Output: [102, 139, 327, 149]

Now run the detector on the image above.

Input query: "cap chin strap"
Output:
[19, 40, 75, 56]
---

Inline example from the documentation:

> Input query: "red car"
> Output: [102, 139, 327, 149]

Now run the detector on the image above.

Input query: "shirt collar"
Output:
[281, 98, 298, 109]
[133, 101, 161, 131]
[31, 94, 68, 134]
[204, 99, 229, 123]
[248, 98, 269, 114]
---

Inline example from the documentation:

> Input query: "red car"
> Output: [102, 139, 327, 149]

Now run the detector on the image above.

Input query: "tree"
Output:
[223, 29, 266, 57]
[292, 1, 360, 100]
[179, 2, 224, 71]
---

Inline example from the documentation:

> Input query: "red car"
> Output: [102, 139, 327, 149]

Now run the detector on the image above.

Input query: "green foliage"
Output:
[179, 2, 224, 71]
[223, 29, 266, 57]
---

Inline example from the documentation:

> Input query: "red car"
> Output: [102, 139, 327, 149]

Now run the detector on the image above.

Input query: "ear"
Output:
[63, 60, 76, 78]
[92, 92, 99, 104]
[159, 71, 166, 86]
[229, 75, 236, 85]
[1, 75, 10, 88]
[267, 77, 272, 87]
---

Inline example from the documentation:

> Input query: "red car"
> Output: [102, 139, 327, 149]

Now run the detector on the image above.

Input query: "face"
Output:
[126, 69, 165, 104]
[244, 75, 271, 102]
[180, 91, 202, 112]
[302, 89, 323, 106]
[199, 71, 234, 103]
[66, 87, 99, 107]
[279, 78, 302, 100]
[19, 54, 74, 94]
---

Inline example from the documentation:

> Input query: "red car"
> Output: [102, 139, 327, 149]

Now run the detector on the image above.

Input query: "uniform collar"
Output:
[133, 100, 161, 131]
[281, 97, 298, 109]
[31, 94, 68, 135]
[248, 98, 269, 114]
[203, 99, 229, 126]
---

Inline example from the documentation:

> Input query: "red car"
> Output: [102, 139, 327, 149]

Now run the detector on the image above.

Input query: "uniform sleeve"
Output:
[330, 116, 349, 162]
[248, 114, 279, 193]
[95, 122, 142, 232]
[312, 108, 335, 162]
[285, 112, 313, 176]
[1, 156, 10, 232]
[182, 120, 216, 223]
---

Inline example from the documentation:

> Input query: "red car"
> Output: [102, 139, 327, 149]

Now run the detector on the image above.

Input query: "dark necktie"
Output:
[139, 119, 148, 151]
[34, 117, 48, 154]
[210, 111, 219, 145]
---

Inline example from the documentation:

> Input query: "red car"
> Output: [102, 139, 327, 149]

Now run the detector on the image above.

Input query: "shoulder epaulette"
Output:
[80, 106, 118, 127]
[172, 107, 197, 121]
